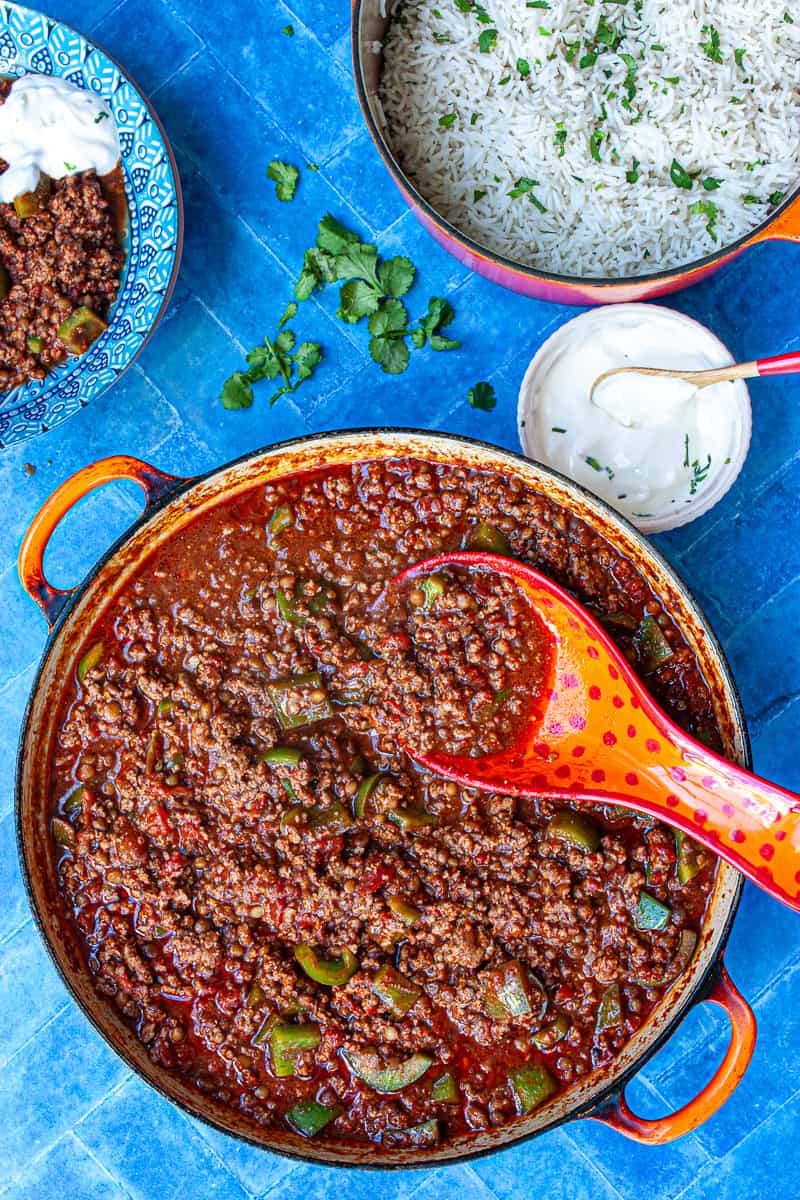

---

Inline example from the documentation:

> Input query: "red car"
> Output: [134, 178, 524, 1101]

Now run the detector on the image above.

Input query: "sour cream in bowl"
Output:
[0, 73, 120, 204]
[517, 305, 752, 534]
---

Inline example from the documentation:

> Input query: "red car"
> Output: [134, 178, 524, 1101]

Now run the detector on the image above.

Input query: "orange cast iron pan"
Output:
[16, 430, 755, 1164]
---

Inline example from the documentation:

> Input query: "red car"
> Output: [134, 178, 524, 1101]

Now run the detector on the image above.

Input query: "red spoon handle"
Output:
[755, 349, 800, 376]
[625, 723, 800, 910]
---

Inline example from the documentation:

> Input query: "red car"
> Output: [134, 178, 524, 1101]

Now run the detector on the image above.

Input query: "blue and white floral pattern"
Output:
[0, 2, 182, 447]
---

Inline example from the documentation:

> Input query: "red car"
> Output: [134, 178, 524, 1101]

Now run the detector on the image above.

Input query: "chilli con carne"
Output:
[0, 80, 125, 391]
[49, 457, 716, 1148]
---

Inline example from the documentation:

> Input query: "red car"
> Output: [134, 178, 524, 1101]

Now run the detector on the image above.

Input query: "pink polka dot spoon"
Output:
[393, 551, 800, 912]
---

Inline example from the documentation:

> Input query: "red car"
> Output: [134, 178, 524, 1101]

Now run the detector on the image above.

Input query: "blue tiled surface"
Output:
[1, 1, 799, 1197]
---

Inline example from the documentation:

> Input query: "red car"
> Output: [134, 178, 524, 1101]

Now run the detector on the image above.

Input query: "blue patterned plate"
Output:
[0, 1, 183, 448]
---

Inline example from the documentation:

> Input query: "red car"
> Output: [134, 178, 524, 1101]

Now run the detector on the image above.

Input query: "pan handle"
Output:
[18, 455, 185, 630]
[747, 191, 800, 245]
[587, 962, 755, 1144]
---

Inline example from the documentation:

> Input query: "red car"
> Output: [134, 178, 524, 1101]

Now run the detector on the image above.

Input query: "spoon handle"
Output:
[629, 722, 800, 910]
[755, 349, 800, 377]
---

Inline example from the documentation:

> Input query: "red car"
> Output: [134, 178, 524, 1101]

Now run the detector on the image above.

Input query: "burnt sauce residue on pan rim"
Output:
[46, 456, 717, 1149]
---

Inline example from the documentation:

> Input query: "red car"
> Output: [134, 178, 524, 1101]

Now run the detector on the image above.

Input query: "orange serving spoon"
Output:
[391, 551, 800, 913]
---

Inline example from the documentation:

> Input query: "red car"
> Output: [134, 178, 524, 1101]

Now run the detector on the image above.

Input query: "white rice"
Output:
[379, 0, 800, 276]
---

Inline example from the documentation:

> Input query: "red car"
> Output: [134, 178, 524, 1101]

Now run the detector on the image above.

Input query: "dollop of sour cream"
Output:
[519, 307, 749, 527]
[0, 74, 119, 204]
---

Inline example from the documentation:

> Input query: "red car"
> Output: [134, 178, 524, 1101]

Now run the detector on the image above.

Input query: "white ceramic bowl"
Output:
[517, 304, 752, 534]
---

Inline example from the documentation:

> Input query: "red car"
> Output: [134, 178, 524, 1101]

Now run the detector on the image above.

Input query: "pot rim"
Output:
[15, 426, 747, 1168]
[351, 0, 798, 289]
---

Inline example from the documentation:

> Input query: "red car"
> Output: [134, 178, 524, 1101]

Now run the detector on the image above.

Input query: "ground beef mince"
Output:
[48, 457, 716, 1149]
[0, 90, 125, 391]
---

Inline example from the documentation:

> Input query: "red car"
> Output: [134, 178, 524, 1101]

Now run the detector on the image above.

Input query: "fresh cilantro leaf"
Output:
[509, 176, 539, 198]
[669, 158, 693, 189]
[769, 190, 786, 206]
[370, 337, 410, 375]
[517, 57, 530, 76]
[337, 278, 382, 323]
[416, 296, 456, 347]
[703, 177, 722, 190]
[221, 372, 254, 410]
[467, 381, 496, 411]
[267, 160, 299, 202]
[293, 341, 323, 381]
[473, 188, 487, 201]
[626, 157, 640, 183]
[579, 51, 598, 68]
[246, 343, 281, 379]
[369, 297, 408, 337]
[295, 246, 338, 300]
[700, 23, 722, 63]
[430, 333, 461, 351]
[275, 329, 296, 354]
[368, 299, 411, 375]
[734, 47, 745, 68]
[333, 242, 380, 286]
[691, 198, 719, 241]
[439, 112, 457, 128]
[316, 213, 360, 256]
[478, 28, 497, 52]
[554, 127, 567, 156]
[589, 129, 604, 161]
[279, 301, 298, 328]
[378, 255, 415, 298]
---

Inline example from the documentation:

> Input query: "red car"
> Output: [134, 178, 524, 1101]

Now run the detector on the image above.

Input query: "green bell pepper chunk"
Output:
[268, 503, 293, 540]
[341, 1048, 433, 1093]
[467, 521, 511, 555]
[286, 1099, 343, 1137]
[252, 1012, 275, 1044]
[58, 307, 107, 355]
[482, 959, 544, 1020]
[372, 965, 421, 1016]
[397, 1118, 441, 1147]
[13, 175, 50, 217]
[430, 1072, 459, 1103]
[157, 699, 174, 715]
[599, 609, 638, 631]
[353, 772, 384, 819]
[276, 587, 306, 627]
[260, 746, 302, 767]
[307, 580, 335, 615]
[77, 641, 104, 682]
[633, 616, 674, 674]
[508, 1062, 558, 1114]
[62, 784, 84, 815]
[52, 816, 76, 848]
[26, 335, 43, 354]
[532, 1013, 570, 1050]
[269, 1021, 320, 1077]
[294, 943, 359, 986]
[388, 896, 421, 925]
[388, 806, 437, 834]
[307, 801, 354, 834]
[546, 810, 601, 852]
[420, 574, 445, 609]
[268, 672, 332, 730]
[635, 890, 671, 931]
[675, 832, 703, 884]
[596, 982, 622, 1031]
